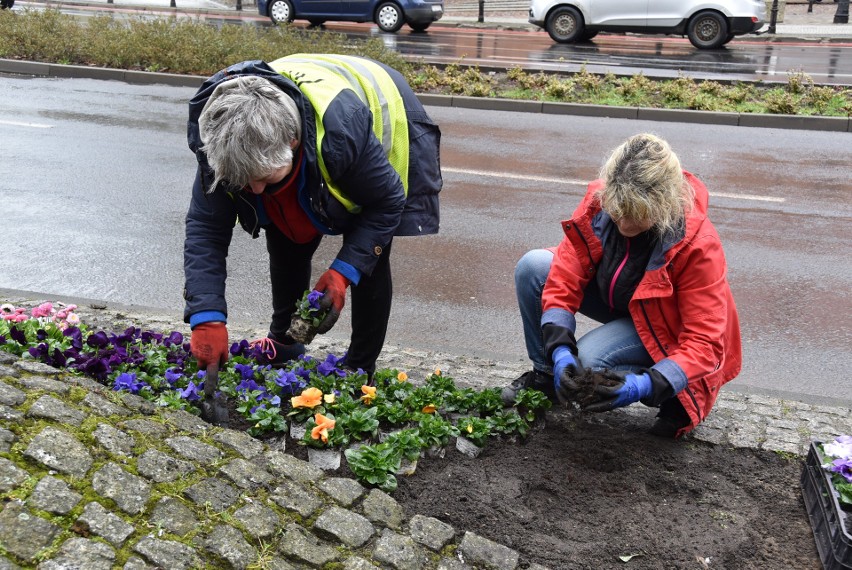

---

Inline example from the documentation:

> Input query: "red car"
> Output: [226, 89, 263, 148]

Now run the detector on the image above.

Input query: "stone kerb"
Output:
[0, 351, 530, 569]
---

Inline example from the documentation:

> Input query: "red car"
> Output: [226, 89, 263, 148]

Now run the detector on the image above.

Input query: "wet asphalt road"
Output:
[1, 75, 850, 406]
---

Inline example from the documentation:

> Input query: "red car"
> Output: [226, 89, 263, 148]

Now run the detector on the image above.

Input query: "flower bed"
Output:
[1, 301, 552, 492]
[801, 437, 852, 570]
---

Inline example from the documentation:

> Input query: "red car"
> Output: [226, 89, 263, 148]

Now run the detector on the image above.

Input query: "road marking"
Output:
[0, 120, 53, 129]
[444, 167, 786, 203]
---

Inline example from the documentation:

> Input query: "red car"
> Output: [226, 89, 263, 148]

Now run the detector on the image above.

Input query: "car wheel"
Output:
[580, 30, 598, 41]
[0, 0, 14, 9]
[408, 21, 432, 32]
[687, 11, 728, 49]
[721, 33, 735, 45]
[307, 18, 325, 26]
[376, 2, 404, 32]
[269, 0, 294, 24]
[546, 6, 584, 44]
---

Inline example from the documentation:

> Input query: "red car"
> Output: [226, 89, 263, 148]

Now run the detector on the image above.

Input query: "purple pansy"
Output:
[113, 372, 148, 394]
[317, 353, 347, 377]
[307, 290, 324, 311]
[830, 458, 852, 483]
[179, 381, 201, 402]
[234, 363, 255, 381]
[164, 368, 183, 387]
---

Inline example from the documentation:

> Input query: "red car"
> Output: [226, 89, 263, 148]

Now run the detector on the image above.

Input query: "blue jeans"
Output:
[515, 249, 654, 374]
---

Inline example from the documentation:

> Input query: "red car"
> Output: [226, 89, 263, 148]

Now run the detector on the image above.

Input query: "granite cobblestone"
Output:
[0, 300, 849, 568]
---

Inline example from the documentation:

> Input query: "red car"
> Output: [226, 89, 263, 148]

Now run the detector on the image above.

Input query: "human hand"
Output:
[552, 346, 584, 405]
[584, 370, 653, 412]
[190, 322, 229, 368]
[314, 269, 350, 334]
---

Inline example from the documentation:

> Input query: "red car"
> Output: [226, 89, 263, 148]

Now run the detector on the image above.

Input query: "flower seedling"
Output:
[458, 416, 492, 448]
[513, 388, 554, 422]
[344, 442, 401, 492]
[417, 414, 459, 449]
[488, 409, 530, 439]
[383, 428, 424, 462]
[336, 405, 380, 442]
[287, 289, 328, 344]
[301, 413, 347, 448]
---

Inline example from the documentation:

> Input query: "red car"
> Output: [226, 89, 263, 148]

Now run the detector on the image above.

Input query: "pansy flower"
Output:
[830, 458, 852, 483]
[291, 387, 323, 409]
[179, 381, 201, 402]
[164, 368, 183, 387]
[422, 404, 437, 414]
[360, 385, 377, 405]
[397, 371, 408, 383]
[311, 413, 336, 443]
[113, 372, 148, 394]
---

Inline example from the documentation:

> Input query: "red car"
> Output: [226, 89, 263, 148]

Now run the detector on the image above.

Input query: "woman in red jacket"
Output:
[502, 133, 741, 437]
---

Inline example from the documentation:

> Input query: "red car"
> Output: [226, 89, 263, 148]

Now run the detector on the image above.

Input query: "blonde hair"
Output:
[596, 133, 693, 237]
[199, 75, 302, 192]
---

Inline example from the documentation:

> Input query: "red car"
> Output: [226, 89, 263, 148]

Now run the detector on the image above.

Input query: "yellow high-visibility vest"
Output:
[270, 54, 409, 214]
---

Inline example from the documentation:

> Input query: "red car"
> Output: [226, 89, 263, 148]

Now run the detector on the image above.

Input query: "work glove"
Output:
[552, 346, 584, 405]
[584, 370, 653, 413]
[314, 268, 350, 334]
[190, 322, 229, 368]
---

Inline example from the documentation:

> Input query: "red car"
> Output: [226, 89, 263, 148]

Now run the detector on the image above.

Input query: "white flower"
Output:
[823, 435, 852, 460]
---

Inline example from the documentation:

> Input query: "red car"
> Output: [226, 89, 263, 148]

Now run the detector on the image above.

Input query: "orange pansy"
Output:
[311, 413, 336, 443]
[397, 371, 408, 382]
[360, 385, 377, 405]
[291, 387, 323, 409]
[421, 404, 437, 414]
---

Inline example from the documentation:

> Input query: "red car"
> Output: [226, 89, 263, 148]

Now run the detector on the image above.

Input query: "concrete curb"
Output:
[4, 59, 850, 132]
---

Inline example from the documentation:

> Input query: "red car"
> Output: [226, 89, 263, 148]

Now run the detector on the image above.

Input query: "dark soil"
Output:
[559, 370, 621, 408]
[391, 410, 821, 570]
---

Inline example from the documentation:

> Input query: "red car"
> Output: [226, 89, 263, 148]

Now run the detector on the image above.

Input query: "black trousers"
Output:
[265, 224, 393, 375]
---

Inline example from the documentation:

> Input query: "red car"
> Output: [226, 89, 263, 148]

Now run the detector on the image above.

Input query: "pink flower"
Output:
[56, 311, 67, 320]
[66, 313, 81, 325]
[31, 302, 54, 318]
[0, 303, 15, 315]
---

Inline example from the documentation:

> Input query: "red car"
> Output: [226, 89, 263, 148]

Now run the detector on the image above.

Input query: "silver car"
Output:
[529, 0, 765, 48]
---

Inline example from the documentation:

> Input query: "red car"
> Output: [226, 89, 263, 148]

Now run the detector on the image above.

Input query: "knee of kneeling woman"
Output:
[514, 249, 553, 290]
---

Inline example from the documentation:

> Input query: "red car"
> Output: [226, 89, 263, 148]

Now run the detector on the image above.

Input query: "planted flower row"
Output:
[0, 302, 552, 491]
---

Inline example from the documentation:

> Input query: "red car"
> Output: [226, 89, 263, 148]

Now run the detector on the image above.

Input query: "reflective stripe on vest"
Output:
[269, 54, 410, 214]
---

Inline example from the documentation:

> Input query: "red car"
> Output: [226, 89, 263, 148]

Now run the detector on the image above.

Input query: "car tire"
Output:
[269, 0, 294, 24]
[721, 33, 735, 45]
[376, 2, 404, 32]
[0, 0, 14, 8]
[687, 10, 728, 49]
[580, 29, 598, 41]
[408, 21, 432, 32]
[546, 6, 584, 44]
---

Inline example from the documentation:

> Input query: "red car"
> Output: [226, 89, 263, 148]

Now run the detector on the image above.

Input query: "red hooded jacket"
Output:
[542, 171, 742, 435]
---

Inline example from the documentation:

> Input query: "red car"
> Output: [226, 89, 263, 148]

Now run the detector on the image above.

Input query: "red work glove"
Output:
[314, 269, 350, 334]
[190, 322, 230, 368]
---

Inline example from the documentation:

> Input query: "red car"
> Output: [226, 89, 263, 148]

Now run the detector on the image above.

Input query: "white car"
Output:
[529, 0, 765, 49]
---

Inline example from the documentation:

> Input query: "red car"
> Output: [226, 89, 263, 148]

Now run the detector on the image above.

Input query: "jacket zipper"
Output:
[639, 299, 703, 422]
[608, 237, 630, 311]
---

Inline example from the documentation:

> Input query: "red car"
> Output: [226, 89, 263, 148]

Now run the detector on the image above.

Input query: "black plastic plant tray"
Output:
[801, 442, 852, 570]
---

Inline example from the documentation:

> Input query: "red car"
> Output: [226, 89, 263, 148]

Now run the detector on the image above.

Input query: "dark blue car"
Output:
[258, 0, 444, 32]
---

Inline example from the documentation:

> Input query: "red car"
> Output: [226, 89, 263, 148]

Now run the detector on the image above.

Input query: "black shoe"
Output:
[501, 370, 555, 406]
[648, 399, 691, 438]
[249, 336, 305, 367]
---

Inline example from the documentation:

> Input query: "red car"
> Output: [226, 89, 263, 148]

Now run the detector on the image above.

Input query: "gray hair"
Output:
[596, 133, 693, 237]
[198, 75, 302, 191]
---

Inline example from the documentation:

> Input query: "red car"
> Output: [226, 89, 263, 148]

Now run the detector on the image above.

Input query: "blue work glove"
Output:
[552, 346, 584, 405]
[585, 370, 653, 412]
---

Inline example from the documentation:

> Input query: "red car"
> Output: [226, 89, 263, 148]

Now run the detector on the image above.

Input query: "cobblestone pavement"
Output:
[1, 295, 850, 569]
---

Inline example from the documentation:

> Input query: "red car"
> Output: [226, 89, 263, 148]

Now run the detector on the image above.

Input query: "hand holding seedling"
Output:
[314, 269, 350, 334]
